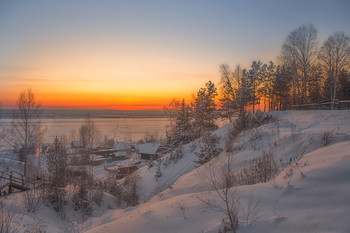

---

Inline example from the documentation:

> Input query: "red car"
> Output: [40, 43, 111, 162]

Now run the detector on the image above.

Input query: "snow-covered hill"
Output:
[1, 110, 350, 232]
[85, 110, 350, 233]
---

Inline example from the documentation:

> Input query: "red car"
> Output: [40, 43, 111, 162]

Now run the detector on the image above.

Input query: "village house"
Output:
[114, 142, 132, 154]
[112, 151, 129, 160]
[136, 143, 161, 160]
[71, 141, 84, 149]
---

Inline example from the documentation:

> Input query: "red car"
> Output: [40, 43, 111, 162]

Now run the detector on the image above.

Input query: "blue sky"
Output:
[0, 0, 349, 109]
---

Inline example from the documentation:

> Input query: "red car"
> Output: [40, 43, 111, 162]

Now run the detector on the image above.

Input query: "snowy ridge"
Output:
[85, 110, 350, 233]
[1, 110, 350, 232]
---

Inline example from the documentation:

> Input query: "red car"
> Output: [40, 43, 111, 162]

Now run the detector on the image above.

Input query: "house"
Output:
[71, 141, 84, 149]
[136, 143, 161, 160]
[112, 151, 129, 160]
[114, 142, 132, 154]
[90, 154, 105, 166]
[116, 165, 138, 179]
[104, 165, 138, 179]
[93, 149, 117, 158]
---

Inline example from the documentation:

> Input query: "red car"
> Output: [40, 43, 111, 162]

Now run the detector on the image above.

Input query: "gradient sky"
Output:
[1, 0, 349, 110]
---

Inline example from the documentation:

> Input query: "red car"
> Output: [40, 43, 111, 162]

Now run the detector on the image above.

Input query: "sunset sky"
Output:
[1, 0, 349, 110]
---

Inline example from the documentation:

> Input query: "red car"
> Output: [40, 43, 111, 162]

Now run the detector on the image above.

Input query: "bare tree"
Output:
[281, 25, 318, 104]
[9, 89, 42, 176]
[198, 156, 240, 233]
[79, 115, 100, 150]
[319, 31, 350, 104]
[79, 115, 101, 204]
[219, 64, 236, 122]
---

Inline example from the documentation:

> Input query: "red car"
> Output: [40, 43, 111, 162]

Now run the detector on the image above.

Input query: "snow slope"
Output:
[1, 110, 349, 232]
[85, 110, 350, 233]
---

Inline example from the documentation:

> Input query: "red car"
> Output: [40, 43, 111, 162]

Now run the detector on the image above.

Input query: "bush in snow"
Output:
[194, 133, 222, 166]
[320, 130, 334, 146]
[23, 190, 42, 213]
[155, 160, 162, 179]
[104, 176, 124, 207]
[72, 176, 92, 217]
[225, 111, 272, 152]
[234, 150, 278, 185]
[199, 158, 240, 233]
[163, 146, 184, 168]
[123, 173, 139, 207]
[0, 201, 18, 233]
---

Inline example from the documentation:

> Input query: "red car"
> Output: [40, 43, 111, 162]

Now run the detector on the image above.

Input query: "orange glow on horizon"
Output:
[1, 87, 195, 111]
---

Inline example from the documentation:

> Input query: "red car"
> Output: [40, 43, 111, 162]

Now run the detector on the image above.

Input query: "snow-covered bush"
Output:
[235, 150, 278, 185]
[23, 191, 42, 213]
[0, 201, 17, 233]
[163, 146, 184, 167]
[194, 133, 222, 166]
[320, 130, 334, 146]
[123, 173, 139, 207]
[225, 111, 272, 152]
[154, 160, 162, 179]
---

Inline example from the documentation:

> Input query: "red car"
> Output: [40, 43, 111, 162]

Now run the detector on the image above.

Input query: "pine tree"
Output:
[165, 99, 193, 149]
[47, 136, 68, 212]
[192, 81, 219, 137]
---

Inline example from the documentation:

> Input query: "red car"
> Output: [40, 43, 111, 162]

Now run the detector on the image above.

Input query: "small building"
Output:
[104, 165, 138, 179]
[114, 142, 132, 154]
[113, 151, 129, 160]
[93, 149, 117, 158]
[136, 143, 161, 160]
[90, 154, 105, 166]
[71, 141, 84, 149]
[116, 165, 138, 179]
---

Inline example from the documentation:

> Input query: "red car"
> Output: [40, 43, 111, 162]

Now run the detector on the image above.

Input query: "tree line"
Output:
[165, 24, 350, 149]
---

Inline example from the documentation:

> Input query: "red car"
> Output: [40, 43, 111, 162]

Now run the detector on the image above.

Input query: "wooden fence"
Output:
[288, 100, 350, 110]
[0, 170, 47, 196]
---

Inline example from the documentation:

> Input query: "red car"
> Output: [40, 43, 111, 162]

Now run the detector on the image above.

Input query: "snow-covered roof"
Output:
[114, 142, 131, 150]
[71, 141, 83, 147]
[136, 143, 160, 155]
[113, 151, 128, 157]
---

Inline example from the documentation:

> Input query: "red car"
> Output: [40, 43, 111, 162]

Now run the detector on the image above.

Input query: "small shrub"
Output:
[23, 191, 42, 213]
[225, 111, 272, 152]
[0, 201, 17, 233]
[194, 133, 222, 166]
[155, 160, 162, 179]
[234, 150, 278, 185]
[320, 130, 334, 146]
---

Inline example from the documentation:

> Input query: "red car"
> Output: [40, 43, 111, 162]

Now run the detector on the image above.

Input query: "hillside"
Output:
[1, 110, 350, 233]
[84, 110, 350, 233]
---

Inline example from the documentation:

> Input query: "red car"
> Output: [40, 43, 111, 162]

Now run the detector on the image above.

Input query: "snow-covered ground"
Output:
[1, 110, 350, 232]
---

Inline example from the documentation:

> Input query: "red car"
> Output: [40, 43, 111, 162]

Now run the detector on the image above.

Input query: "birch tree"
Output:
[10, 89, 43, 176]
[319, 31, 350, 103]
[281, 25, 318, 104]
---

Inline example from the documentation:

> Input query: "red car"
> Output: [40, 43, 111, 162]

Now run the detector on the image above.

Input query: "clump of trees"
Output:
[165, 81, 220, 150]
[218, 25, 350, 116]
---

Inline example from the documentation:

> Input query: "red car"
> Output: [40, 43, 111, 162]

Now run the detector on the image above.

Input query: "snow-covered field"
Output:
[1, 110, 350, 233]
